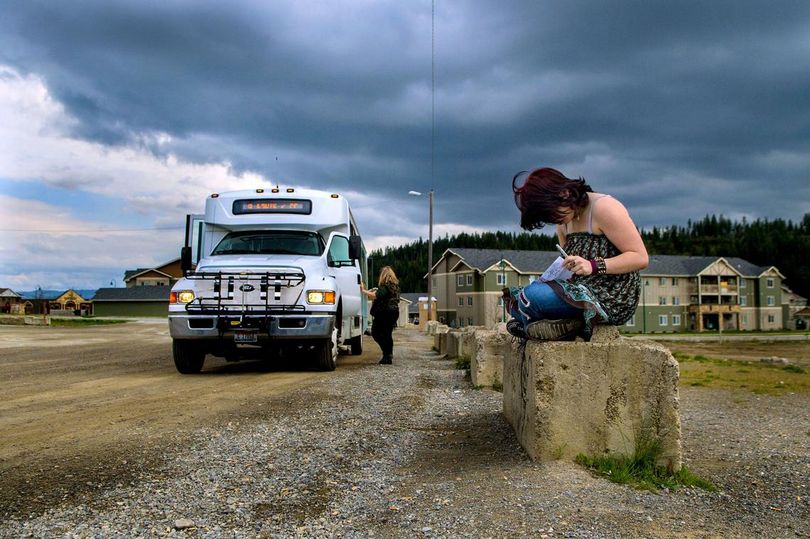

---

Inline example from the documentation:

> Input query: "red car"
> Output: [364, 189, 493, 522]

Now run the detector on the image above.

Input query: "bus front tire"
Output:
[173, 340, 205, 374]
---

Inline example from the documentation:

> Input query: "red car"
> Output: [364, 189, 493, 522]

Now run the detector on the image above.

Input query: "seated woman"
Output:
[505, 167, 649, 340]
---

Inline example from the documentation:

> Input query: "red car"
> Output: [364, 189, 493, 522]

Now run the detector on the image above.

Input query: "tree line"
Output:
[369, 213, 810, 298]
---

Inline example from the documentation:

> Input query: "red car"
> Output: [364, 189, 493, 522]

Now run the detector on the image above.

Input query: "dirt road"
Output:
[1, 321, 808, 537]
[0, 319, 375, 518]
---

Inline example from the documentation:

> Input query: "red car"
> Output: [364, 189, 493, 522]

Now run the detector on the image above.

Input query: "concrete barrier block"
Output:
[426, 320, 440, 335]
[503, 326, 682, 472]
[433, 325, 450, 354]
[470, 330, 512, 388]
[24, 316, 50, 326]
[457, 331, 477, 360]
[446, 330, 461, 358]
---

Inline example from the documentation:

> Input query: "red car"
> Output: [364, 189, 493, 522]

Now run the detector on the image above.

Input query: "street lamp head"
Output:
[408, 190, 422, 196]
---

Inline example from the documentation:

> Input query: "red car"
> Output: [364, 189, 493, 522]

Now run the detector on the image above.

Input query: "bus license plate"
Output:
[234, 330, 258, 343]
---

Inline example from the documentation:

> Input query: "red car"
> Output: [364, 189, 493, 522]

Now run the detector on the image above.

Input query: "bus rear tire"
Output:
[173, 340, 205, 374]
[349, 334, 363, 355]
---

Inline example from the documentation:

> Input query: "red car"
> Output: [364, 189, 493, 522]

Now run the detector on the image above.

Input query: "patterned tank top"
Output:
[563, 232, 641, 325]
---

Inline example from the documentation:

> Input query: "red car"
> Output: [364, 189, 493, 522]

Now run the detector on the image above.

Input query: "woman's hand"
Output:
[564, 255, 594, 276]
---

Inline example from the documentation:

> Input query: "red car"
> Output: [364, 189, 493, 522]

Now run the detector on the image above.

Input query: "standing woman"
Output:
[361, 266, 401, 364]
[505, 167, 649, 340]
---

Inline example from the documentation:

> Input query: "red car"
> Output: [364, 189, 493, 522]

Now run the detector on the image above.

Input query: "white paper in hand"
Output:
[540, 256, 574, 282]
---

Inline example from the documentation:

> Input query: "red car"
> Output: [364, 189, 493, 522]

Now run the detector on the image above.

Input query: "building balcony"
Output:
[688, 304, 741, 314]
[700, 285, 738, 295]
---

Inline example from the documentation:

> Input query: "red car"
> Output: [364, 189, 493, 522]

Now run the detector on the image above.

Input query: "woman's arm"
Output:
[360, 283, 377, 300]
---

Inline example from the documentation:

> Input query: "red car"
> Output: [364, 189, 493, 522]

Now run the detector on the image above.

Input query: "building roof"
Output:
[0, 288, 22, 298]
[443, 248, 559, 274]
[437, 248, 779, 280]
[92, 286, 172, 302]
[123, 258, 182, 282]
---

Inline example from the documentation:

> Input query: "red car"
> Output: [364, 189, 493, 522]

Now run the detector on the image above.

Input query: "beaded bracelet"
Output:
[595, 257, 607, 275]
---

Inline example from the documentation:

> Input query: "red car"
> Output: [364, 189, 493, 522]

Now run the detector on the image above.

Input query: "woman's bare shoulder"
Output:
[592, 194, 634, 233]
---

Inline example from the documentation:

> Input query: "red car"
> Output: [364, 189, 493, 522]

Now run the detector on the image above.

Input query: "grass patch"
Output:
[454, 354, 471, 370]
[678, 354, 809, 395]
[576, 437, 715, 493]
[50, 318, 128, 327]
[782, 365, 806, 374]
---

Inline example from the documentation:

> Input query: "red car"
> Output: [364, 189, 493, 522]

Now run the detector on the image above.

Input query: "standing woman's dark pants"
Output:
[371, 312, 397, 361]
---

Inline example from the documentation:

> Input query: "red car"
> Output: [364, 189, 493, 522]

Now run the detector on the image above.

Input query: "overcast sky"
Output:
[1, 1, 809, 290]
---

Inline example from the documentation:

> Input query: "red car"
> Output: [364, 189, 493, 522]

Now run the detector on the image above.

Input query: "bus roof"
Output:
[204, 188, 355, 234]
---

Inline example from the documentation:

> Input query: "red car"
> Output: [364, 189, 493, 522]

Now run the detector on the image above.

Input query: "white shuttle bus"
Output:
[169, 187, 367, 373]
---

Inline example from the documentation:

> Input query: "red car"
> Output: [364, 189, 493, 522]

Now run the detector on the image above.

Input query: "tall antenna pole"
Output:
[428, 0, 435, 320]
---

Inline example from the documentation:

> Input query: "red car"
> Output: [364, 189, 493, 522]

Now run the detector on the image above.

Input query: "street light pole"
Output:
[409, 189, 435, 321]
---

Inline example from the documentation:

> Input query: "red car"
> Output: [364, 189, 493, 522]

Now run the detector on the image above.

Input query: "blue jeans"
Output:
[509, 281, 583, 327]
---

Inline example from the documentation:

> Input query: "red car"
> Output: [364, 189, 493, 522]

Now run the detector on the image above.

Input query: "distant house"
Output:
[0, 288, 22, 313]
[49, 289, 94, 315]
[428, 248, 799, 333]
[400, 293, 422, 325]
[124, 258, 183, 288]
[93, 258, 181, 317]
[92, 286, 171, 317]
[19, 289, 93, 315]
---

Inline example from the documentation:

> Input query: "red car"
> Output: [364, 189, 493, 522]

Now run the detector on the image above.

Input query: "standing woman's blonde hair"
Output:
[378, 266, 399, 286]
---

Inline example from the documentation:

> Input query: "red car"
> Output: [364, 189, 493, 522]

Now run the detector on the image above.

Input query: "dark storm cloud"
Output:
[2, 0, 809, 232]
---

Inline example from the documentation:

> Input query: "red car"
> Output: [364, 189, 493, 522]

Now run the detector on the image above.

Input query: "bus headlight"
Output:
[307, 290, 336, 304]
[170, 290, 196, 304]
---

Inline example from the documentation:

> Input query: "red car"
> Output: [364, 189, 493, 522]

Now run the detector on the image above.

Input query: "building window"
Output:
[672, 296, 680, 306]
[498, 297, 504, 307]
[742, 314, 748, 324]
[457, 275, 464, 287]
[672, 314, 681, 326]
[658, 315, 668, 326]
[767, 314, 775, 323]
[497, 273, 507, 286]
[740, 296, 747, 306]
[468, 317, 473, 326]
[626, 315, 635, 327]
[467, 274, 473, 286]
[432, 277, 437, 289]
[766, 278, 774, 288]
[740, 279, 746, 289]
[658, 296, 667, 305]
[458, 297, 464, 306]
[671, 277, 679, 286]
[767, 296, 775, 306]
[659, 277, 667, 286]
[467, 296, 473, 306]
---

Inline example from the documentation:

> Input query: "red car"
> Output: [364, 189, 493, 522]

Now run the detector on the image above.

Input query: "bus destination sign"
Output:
[232, 199, 312, 215]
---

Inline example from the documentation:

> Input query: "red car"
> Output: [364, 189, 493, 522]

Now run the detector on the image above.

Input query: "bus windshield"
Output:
[211, 231, 324, 256]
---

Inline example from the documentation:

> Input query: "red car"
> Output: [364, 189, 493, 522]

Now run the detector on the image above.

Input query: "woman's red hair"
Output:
[512, 167, 592, 230]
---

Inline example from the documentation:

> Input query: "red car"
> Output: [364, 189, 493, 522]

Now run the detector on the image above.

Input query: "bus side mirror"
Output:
[348, 235, 362, 261]
[181, 246, 192, 276]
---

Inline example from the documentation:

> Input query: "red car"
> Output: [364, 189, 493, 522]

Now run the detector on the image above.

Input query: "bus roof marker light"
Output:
[256, 188, 264, 193]
[286, 188, 294, 193]
[271, 188, 279, 193]
[331, 194, 339, 198]
[211, 193, 219, 198]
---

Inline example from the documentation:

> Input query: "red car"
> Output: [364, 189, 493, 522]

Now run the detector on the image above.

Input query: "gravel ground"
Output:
[2, 328, 808, 538]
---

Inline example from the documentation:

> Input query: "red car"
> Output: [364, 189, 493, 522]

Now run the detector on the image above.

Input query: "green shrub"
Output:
[576, 436, 715, 493]
[455, 355, 471, 370]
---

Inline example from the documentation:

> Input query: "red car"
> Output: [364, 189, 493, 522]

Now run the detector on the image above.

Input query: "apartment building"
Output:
[428, 248, 795, 332]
